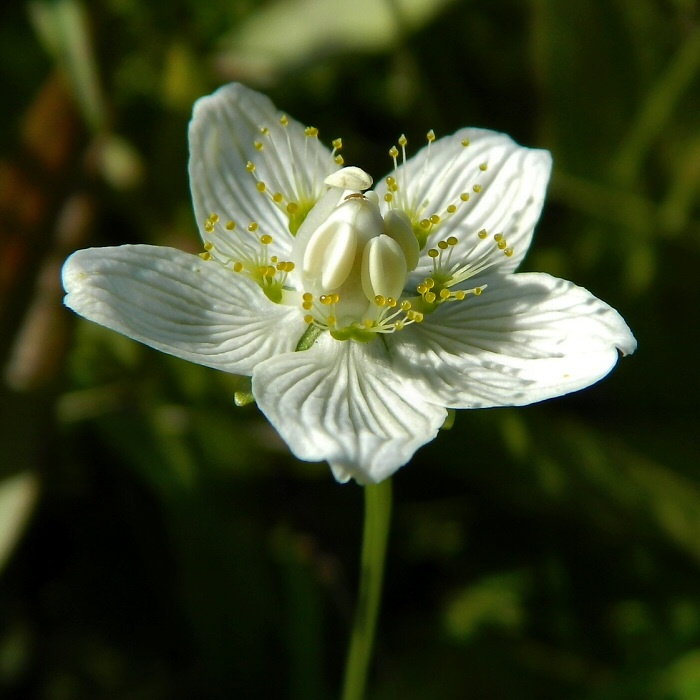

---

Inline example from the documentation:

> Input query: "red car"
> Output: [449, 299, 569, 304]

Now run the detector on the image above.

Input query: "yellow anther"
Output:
[302, 301, 313, 311]
[246, 161, 255, 172]
[494, 233, 504, 242]
[427, 129, 436, 142]
[248, 222, 259, 232]
[320, 295, 333, 305]
[401, 300, 412, 311]
[479, 163, 488, 171]
[425, 291, 436, 303]
[398, 134, 408, 147]
[260, 234, 273, 245]
[363, 319, 375, 329]
[265, 265, 276, 277]
[417, 283, 427, 294]
[455, 290, 466, 300]
[304, 314, 314, 324]
[386, 176, 396, 187]
[460, 193, 470, 202]
[233, 261, 243, 272]
[204, 241, 213, 251]
[209, 213, 219, 224]
[473, 184, 482, 193]
[226, 220, 236, 230]
[440, 289, 451, 300]
[438, 240, 448, 250]
[474, 287, 483, 295]
[302, 292, 313, 302]
[504, 247, 514, 257]
[331, 293, 340, 304]
[447, 236, 458, 246]
[256, 182, 266, 193]
[446, 204, 457, 214]
[287, 202, 299, 214]
[389, 146, 399, 158]
[424, 278, 435, 289]
[420, 219, 431, 229]
[478, 229, 488, 239]
[199, 251, 211, 260]
[429, 214, 441, 225]
[280, 115, 289, 126]
[497, 239, 507, 250]
[374, 295, 386, 307]
[305, 126, 319, 137]
[204, 221, 214, 233]
[395, 321, 405, 331]
[384, 193, 393, 202]
[332, 138, 343, 149]
[335, 155, 345, 165]
[271, 193, 283, 203]
[260, 127, 269, 135]
[285, 262, 295, 272]
[428, 249, 439, 258]
[461, 138, 470, 147]
[254, 141, 264, 151]
[387, 297, 397, 307]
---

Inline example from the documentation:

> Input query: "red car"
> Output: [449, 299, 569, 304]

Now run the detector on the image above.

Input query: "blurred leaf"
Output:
[444, 571, 528, 640]
[29, 0, 106, 131]
[659, 649, 700, 700]
[0, 472, 39, 575]
[217, 0, 456, 83]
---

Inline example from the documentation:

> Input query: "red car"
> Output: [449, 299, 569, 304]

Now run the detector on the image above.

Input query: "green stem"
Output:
[341, 478, 393, 700]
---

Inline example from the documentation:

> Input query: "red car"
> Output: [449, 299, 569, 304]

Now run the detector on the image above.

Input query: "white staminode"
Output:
[61, 83, 637, 485]
[324, 166, 373, 191]
[361, 235, 407, 302]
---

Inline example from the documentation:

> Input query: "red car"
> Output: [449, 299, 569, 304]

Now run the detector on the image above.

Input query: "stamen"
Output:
[245, 116, 345, 235]
[381, 130, 488, 249]
[199, 212, 294, 303]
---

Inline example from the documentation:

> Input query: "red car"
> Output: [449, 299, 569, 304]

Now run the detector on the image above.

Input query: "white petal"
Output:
[62, 245, 306, 375]
[390, 272, 636, 408]
[377, 128, 552, 275]
[252, 334, 447, 483]
[188, 83, 336, 253]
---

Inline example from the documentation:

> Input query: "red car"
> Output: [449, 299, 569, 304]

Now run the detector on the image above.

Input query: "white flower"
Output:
[62, 83, 636, 484]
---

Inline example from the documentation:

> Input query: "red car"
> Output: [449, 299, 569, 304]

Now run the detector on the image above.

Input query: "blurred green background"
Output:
[1, 0, 699, 698]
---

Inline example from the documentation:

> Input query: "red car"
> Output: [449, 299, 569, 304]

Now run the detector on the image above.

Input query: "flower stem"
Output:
[341, 478, 393, 700]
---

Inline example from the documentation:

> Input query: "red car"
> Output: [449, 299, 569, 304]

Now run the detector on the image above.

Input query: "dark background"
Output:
[1, 0, 699, 698]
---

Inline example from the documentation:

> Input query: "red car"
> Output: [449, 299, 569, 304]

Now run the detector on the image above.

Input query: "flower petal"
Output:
[377, 128, 551, 275]
[62, 245, 307, 375]
[252, 334, 447, 483]
[188, 83, 337, 255]
[390, 272, 637, 409]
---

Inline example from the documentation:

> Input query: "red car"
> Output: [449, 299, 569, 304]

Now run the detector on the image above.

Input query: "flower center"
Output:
[291, 168, 425, 342]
